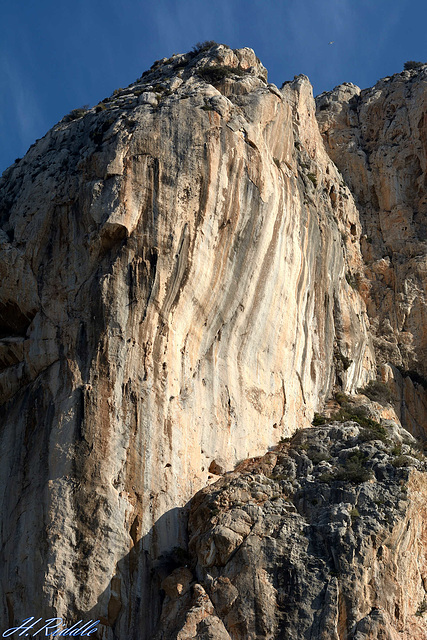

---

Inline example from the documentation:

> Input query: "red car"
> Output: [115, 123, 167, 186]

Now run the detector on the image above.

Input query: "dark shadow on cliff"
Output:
[80, 501, 193, 640]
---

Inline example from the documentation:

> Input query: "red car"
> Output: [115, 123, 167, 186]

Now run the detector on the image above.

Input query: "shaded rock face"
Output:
[0, 44, 425, 639]
[155, 424, 427, 640]
[316, 70, 427, 431]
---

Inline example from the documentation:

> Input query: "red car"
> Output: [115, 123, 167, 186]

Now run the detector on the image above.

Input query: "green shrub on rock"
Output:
[191, 41, 218, 55]
[359, 379, 392, 404]
[404, 61, 425, 71]
[198, 65, 245, 84]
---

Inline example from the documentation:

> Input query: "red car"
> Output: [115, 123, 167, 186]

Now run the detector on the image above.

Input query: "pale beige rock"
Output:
[0, 45, 425, 640]
[316, 68, 427, 434]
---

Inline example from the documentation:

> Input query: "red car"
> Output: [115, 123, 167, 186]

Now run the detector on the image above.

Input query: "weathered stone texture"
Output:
[0, 45, 425, 639]
[155, 424, 427, 639]
[316, 70, 427, 432]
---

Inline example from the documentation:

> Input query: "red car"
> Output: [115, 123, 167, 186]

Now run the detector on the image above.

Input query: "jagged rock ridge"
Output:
[0, 44, 426, 639]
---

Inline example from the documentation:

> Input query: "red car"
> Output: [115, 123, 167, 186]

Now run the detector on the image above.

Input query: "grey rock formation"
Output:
[155, 423, 427, 639]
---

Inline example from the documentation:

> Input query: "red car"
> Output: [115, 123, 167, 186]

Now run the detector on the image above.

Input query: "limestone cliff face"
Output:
[0, 45, 425, 639]
[316, 69, 427, 436]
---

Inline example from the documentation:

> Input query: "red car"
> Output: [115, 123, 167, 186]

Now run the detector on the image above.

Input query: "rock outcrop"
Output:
[0, 44, 426, 639]
[316, 69, 427, 436]
[155, 423, 427, 639]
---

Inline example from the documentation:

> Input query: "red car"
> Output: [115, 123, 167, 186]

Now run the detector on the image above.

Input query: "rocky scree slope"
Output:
[0, 44, 425, 639]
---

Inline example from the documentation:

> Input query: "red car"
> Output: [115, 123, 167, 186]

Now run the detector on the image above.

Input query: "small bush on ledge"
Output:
[191, 41, 219, 55]
[321, 452, 373, 484]
[64, 105, 90, 122]
[312, 413, 327, 426]
[198, 65, 245, 84]
[312, 409, 387, 442]
[404, 60, 425, 71]
[359, 380, 392, 404]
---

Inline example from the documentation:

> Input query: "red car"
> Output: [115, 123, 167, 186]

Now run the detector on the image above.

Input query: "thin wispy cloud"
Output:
[0, 54, 42, 151]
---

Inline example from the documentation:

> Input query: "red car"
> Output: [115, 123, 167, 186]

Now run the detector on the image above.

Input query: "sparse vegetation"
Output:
[64, 105, 90, 122]
[335, 391, 350, 404]
[318, 471, 335, 483]
[191, 40, 218, 55]
[350, 507, 360, 521]
[307, 172, 318, 187]
[404, 61, 425, 71]
[312, 413, 327, 426]
[269, 472, 289, 482]
[359, 379, 392, 404]
[307, 449, 330, 464]
[415, 597, 427, 616]
[335, 451, 373, 483]
[152, 83, 170, 94]
[95, 102, 107, 113]
[392, 455, 412, 468]
[320, 451, 373, 484]
[312, 405, 388, 442]
[197, 65, 245, 84]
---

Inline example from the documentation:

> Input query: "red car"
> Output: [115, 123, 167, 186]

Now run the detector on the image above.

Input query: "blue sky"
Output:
[0, 0, 425, 173]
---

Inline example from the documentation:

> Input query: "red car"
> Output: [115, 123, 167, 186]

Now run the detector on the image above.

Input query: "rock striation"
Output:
[0, 44, 426, 639]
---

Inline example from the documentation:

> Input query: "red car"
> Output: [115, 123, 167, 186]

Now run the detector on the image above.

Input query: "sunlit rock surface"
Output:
[0, 45, 425, 639]
[316, 68, 427, 434]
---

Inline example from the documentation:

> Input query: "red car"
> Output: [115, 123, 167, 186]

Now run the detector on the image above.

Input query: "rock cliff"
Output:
[155, 423, 427, 639]
[0, 44, 426, 639]
[316, 70, 427, 437]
